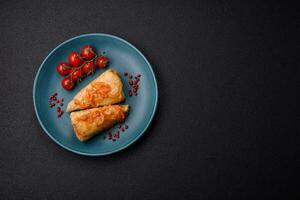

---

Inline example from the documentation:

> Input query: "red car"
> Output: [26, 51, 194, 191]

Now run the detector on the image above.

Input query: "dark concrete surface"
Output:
[0, 1, 298, 199]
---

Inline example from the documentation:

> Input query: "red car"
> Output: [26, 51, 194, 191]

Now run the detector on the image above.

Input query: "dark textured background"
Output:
[0, 0, 298, 199]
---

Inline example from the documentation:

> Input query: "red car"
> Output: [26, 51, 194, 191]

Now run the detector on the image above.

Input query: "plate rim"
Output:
[33, 33, 158, 156]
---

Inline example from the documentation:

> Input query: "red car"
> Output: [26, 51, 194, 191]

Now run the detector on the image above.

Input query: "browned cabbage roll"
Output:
[70, 105, 129, 142]
[67, 69, 125, 112]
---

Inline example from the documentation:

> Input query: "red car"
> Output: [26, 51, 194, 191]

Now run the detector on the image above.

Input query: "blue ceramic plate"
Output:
[33, 33, 158, 156]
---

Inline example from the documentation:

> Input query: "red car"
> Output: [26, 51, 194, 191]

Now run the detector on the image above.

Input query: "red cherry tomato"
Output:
[82, 62, 96, 74]
[96, 55, 109, 68]
[70, 68, 84, 82]
[56, 62, 71, 76]
[68, 52, 83, 67]
[61, 77, 75, 90]
[80, 45, 96, 61]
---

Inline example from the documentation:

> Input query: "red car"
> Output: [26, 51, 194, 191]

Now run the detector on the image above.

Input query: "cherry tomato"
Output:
[70, 68, 84, 82]
[68, 52, 83, 67]
[80, 45, 96, 61]
[82, 62, 96, 74]
[96, 55, 109, 68]
[61, 77, 75, 90]
[56, 62, 71, 76]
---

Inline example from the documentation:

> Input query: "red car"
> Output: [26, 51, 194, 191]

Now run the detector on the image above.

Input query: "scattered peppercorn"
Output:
[57, 111, 64, 118]
[124, 72, 141, 97]
[48, 92, 65, 118]
[103, 123, 129, 142]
